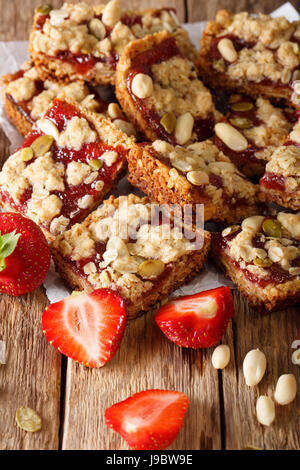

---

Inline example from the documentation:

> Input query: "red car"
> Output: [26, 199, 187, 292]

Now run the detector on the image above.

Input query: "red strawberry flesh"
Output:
[41, 288, 127, 367]
[155, 286, 234, 348]
[105, 389, 188, 450]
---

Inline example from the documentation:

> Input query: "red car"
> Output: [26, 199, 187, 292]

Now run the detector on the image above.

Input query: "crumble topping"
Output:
[225, 213, 300, 276]
[151, 139, 258, 206]
[54, 195, 196, 303]
[265, 144, 300, 192]
[242, 98, 291, 153]
[5, 64, 100, 120]
[211, 10, 300, 86]
[57, 116, 97, 150]
[6, 76, 37, 102]
[148, 56, 214, 119]
[66, 161, 92, 186]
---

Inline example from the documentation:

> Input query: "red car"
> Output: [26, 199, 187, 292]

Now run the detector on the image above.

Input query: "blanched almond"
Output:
[256, 396, 275, 426]
[289, 129, 300, 144]
[215, 122, 248, 152]
[217, 38, 238, 62]
[101, 0, 121, 27]
[36, 118, 60, 141]
[274, 374, 297, 405]
[241, 216, 264, 232]
[212, 345, 230, 369]
[175, 112, 194, 145]
[186, 170, 209, 186]
[88, 18, 106, 40]
[243, 349, 266, 386]
[108, 102, 123, 119]
[131, 73, 153, 99]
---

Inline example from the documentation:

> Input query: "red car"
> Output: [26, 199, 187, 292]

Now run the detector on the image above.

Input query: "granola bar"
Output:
[197, 10, 300, 104]
[211, 213, 300, 312]
[260, 119, 300, 210]
[116, 30, 218, 145]
[52, 194, 211, 319]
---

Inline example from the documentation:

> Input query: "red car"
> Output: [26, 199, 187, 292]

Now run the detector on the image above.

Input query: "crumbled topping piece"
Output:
[6, 76, 36, 102]
[58, 116, 97, 150]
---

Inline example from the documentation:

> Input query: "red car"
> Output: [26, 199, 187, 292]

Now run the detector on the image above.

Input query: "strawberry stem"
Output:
[0, 230, 20, 272]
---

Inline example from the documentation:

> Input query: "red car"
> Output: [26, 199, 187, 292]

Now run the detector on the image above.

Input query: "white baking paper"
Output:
[0, 3, 298, 303]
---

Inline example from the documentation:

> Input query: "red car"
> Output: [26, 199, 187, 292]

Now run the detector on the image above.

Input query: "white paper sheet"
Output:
[0, 3, 298, 303]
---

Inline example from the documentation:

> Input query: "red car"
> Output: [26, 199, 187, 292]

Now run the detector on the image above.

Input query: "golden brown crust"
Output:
[2, 93, 33, 136]
[211, 246, 300, 312]
[259, 186, 300, 211]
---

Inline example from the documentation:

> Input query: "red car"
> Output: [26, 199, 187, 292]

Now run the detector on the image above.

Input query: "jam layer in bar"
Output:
[116, 30, 219, 146]
[0, 98, 134, 240]
[2, 62, 136, 137]
[260, 119, 300, 210]
[213, 93, 293, 178]
[29, 1, 195, 86]
[127, 139, 261, 224]
[197, 10, 300, 105]
[212, 213, 300, 312]
[52, 194, 211, 319]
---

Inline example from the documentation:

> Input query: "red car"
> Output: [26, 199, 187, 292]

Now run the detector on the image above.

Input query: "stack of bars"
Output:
[1, 1, 300, 314]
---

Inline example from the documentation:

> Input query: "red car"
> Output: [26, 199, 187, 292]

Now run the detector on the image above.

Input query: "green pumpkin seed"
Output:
[20, 147, 34, 162]
[89, 159, 103, 170]
[212, 59, 226, 72]
[253, 257, 273, 268]
[16, 406, 42, 432]
[138, 259, 165, 279]
[160, 112, 177, 134]
[229, 117, 253, 129]
[31, 135, 54, 157]
[36, 4, 52, 15]
[262, 218, 283, 238]
[230, 101, 253, 111]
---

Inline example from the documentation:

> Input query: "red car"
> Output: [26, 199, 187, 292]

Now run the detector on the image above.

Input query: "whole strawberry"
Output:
[0, 212, 51, 295]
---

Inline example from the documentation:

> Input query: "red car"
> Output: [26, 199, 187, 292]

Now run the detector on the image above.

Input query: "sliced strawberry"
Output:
[41, 289, 127, 367]
[105, 389, 188, 450]
[0, 212, 50, 296]
[155, 286, 234, 348]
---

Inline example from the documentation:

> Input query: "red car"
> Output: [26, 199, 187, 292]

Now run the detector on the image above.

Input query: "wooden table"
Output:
[0, 0, 299, 451]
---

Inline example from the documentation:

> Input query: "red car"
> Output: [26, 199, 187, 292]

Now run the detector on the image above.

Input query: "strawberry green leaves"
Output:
[0, 230, 21, 272]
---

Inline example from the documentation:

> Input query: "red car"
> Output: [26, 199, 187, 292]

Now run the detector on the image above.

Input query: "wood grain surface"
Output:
[0, 0, 299, 451]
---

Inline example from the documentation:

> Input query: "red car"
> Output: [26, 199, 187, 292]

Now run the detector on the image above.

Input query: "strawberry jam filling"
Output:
[260, 172, 286, 191]
[126, 36, 215, 143]
[5, 99, 127, 231]
[212, 227, 300, 287]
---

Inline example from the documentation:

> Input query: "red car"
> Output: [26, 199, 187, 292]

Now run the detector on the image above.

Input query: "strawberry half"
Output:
[155, 286, 234, 348]
[41, 289, 127, 367]
[0, 212, 51, 296]
[105, 389, 188, 450]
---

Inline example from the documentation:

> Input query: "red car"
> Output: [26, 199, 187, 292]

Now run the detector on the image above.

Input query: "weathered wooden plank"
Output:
[62, 308, 221, 450]
[0, 127, 61, 450]
[0, 0, 185, 41]
[187, 0, 300, 22]
[221, 292, 300, 450]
